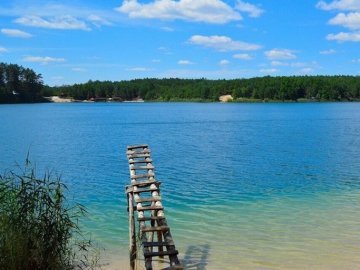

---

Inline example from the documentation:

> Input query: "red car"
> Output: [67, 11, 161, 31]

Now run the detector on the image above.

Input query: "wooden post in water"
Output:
[127, 191, 137, 270]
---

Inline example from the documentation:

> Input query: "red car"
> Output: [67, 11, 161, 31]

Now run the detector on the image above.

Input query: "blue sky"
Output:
[0, 0, 359, 86]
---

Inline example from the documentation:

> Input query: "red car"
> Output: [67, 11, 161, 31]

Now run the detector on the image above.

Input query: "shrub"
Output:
[0, 159, 100, 270]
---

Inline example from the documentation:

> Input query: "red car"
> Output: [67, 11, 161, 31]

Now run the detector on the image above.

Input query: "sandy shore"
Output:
[45, 96, 75, 103]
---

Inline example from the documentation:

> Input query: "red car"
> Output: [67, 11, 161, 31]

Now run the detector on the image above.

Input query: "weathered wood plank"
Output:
[131, 165, 155, 170]
[142, 241, 175, 247]
[141, 226, 169, 233]
[130, 180, 158, 187]
[127, 144, 149, 150]
[143, 250, 178, 258]
[127, 153, 151, 158]
[131, 173, 155, 179]
[137, 205, 164, 211]
[129, 159, 153, 164]
[135, 196, 161, 203]
[137, 216, 165, 222]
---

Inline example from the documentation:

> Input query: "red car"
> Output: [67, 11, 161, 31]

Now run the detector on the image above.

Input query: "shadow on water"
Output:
[181, 244, 211, 270]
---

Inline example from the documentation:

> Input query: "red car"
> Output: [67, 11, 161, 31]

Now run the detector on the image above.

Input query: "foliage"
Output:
[0, 62, 45, 103]
[47, 76, 360, 102]
[0, 159, 101, 270]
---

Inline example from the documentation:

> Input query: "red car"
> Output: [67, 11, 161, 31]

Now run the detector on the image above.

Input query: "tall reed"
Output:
[0, 159, 100, 270]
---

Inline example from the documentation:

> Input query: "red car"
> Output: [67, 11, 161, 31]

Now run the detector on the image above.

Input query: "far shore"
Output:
[44, 95, 360, 104]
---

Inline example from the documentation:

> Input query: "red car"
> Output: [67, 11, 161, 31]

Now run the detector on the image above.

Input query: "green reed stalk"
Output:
[0, 159, 101, 270]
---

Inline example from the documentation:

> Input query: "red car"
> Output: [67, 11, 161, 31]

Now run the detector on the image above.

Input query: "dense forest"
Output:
[48, 76, 360, 102]
[0, 63, 45, 103]
[1, 61, 359, 103]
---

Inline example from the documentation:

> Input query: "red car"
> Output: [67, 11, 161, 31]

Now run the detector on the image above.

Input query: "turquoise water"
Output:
[0, 103, 359, 269]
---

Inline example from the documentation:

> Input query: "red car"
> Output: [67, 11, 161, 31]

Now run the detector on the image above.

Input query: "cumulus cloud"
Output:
[236, 0, 264, 18]
[72, 67, 87, 72]
[299, 67, 315, 74]
[117, 0, 242, 24]
[265, 49, 297, 60]
[15, 15, 90, 30]
[23, 56, 66, 64]
[317, 1, 360, 42]
[87, 14, 112, 27]
[327, 31, 360, 41]
[189, 35, 261, 51]
[1, 28, 32, 38]
[320, 49, 336, 54]
[329, 12, 360, 29]
[316, 0, 360, 11]
[178, 60, 194, 65]
[0, 46, 8, 53]
[271, 61, 289, 66]
[126, 67, 151, 71]
[219, 59, 230, 65]
[233, 53, 252, 60]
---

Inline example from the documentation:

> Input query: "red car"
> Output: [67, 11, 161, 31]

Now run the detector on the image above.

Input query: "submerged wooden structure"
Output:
[125, 144, 183, 270]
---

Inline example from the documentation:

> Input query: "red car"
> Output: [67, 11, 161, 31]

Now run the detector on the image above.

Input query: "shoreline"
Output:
[44, 95, 360, 104]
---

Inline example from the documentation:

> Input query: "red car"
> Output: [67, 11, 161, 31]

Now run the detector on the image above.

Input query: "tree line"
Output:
[1, 61, 359, 103]
[0, 62, 45, 103]
[47, 76, 360, 102]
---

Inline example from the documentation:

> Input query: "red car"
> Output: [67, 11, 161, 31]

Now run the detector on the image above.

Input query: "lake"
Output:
[0, 102, 359, 269]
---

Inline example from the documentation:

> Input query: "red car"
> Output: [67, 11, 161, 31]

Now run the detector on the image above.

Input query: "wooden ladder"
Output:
[125, 144, 183, 270]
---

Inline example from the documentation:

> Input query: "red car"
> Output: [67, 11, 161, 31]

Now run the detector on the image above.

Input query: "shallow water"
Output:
[0, 102, 359, 269]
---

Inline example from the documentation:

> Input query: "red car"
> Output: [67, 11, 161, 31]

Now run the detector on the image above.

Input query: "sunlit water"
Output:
[0, 102, 359, 269]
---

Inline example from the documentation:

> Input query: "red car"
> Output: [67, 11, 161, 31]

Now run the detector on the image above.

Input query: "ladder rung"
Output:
[131, 165, 155, 170]
[127, 144, 149, 150]
[143, 241, 174, 247]
[137, 216, 165, 222]
[135, 196, 161, 203]
[128, 153, 151, 158]
[131, 173, 155, 179]
[137, 205, 164, 211]
[143, 250, 178, 258]
[129, 159, 152, 164]
[127, 149, 151, 155]
[131, 180, 158, 187]
[141, 225, 169, 232]
[132, 186, 160, 194]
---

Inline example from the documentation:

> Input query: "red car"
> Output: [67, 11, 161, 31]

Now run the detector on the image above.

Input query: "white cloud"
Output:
[117, 0, 242, 24]
[271, 61, 289, 66]
[126, 67, 151, 71]
[236, 0, 264, 18]
[72, 67, 87, 72]
[87, 14, 112, 27]
[189, 35, 261, 51]
[265, 49, 297, 60]
[329, 12, 360, 29]
[233, 53, 252, 60]
[327, 31, 360, 41]
[219, 59, 230, 65]
[152, 59, 161, 63]
[0, 46, 8, 53]
[299, 67, 315, 74]
[23, 56, 66, 64]
[15, 15, 90, 31]
[260, 68, 278, 74]
[1, 28, 32, 38]
[320, 49, 336, 54]
[178, 60, 194, 65]
[316, 0, 360, 11]
[352, 58, 360, 62]
[318, 1, 360, 42]
[161, 26, 174, 32]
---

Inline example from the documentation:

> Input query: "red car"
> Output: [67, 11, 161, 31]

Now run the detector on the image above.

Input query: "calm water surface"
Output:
[0, 102, 359, 269]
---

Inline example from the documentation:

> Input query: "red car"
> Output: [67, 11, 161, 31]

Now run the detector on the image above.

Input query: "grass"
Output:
[0, 157, 101, 270]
